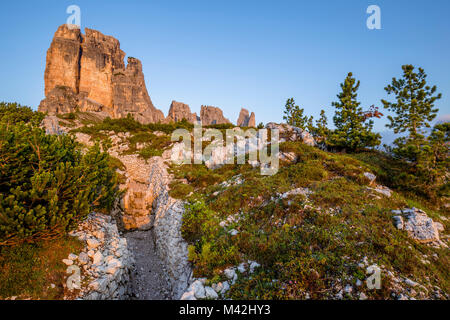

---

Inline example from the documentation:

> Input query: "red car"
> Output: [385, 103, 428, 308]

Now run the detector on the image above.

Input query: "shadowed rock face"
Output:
[112, 57, 164, 124]
[166, 101, 198, 124]
[200, 105, 231, 125]
[39, 24, 164, 123]
[237, 108, 256, 127]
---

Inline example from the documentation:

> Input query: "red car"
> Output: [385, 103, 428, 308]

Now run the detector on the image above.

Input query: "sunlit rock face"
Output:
[200, 105, 231, 125]
[166, 101, 199, 124]
[39, 24, 164, 124]
[43, 24, 82, 97]
[237, 108, 256, 127]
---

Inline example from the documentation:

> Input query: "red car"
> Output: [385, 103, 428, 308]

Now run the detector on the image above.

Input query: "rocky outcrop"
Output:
[392, 208, 446, 247]
[66, 212, 134, 300]
[166, 101, 199, 124]
[104, 132, 156, 231]
[39, 86, 107, 116]
[39, 24, 164, 124]
[266, 122, 316, 147]
[200, 105, 231, 125]
[180, 261, 260, 300]
[236, 108, 256, 127]
[248, 112, 256, 127]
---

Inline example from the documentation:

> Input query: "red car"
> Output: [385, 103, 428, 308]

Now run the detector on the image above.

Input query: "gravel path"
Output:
[125, 230, 171, 300]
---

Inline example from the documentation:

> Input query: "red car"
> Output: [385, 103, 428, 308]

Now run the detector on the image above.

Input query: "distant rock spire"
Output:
[237, 108, 256, 127]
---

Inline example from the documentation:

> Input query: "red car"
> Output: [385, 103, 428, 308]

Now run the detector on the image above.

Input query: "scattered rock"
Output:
[205, 286, 219, 299]
[363, 172, 376, 185]
[404, 278, 419, 287]
[392, 208, 445, 245]
[368, 185, 392, 198]
[359, 292, 368, 300]
[191, 280, 206, 299]
[393, 216, 404, 230]
[62, 259, 73, 266]
[180, 290, 196, 300]
[87, 238, 101, 250]
[78, 252, 89, 265]
[68, 253, 78, 261]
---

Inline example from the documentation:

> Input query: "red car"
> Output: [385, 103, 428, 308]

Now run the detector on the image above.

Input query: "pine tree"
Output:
[425, 123, 449, 196]
[283, 98, 309, 130]
[381, 65, 442, 163]
[381, 66, 447, 199]
[329, 73, 381, 151]
[313, 109, 329, 143]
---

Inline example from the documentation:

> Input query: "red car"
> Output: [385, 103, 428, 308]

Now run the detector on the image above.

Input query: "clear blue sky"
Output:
[0, 0, 449, 131]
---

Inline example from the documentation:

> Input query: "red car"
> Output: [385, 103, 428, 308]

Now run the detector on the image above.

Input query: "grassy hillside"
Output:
[169, 142, 449, 299]
[1, 108, 448, 300]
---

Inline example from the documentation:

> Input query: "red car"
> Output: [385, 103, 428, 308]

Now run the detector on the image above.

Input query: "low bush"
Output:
[0, 103, 119, 246]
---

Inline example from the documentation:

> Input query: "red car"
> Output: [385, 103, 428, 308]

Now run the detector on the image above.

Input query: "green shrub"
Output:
[139, 145, 162, 159]
[0, 103, 119, 246]
[181, 200, 219, 244]
[0, 102, 44, 126]
[169, 183, 194, 199]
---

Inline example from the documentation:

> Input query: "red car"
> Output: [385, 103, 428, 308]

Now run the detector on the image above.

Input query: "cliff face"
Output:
[78, 28, 125, 108]
[112, 57, 164, 124]
[44, 25, 82, 96]
[39, 24, 164, 123]
[200, 105, 231, 125]
[40, 24, 254, 126]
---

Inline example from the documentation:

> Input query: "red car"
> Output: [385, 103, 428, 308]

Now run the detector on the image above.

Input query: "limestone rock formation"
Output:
[39, 86, 106, 116]
[112, 57, 164, 124]
[40, 25, 257, 126]
[200, 105, 231, 125]
[392, 208, 446, 247]
[236, 108, 256, 127]
[39, 86, 79, 115]
[266, 122, 316, 147]
[248, 112, 256, 127]
[39, 24, 164, 124]
[166, 101, 199, 124]
[79, 27, 126, 108]
[44, 25, 82, 96]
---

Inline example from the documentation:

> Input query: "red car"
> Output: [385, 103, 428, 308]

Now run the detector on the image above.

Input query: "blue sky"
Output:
[0, 0, 449, 132]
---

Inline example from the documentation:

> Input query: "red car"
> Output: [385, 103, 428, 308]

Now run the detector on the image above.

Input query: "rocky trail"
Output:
[125, 230, 171, 300]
